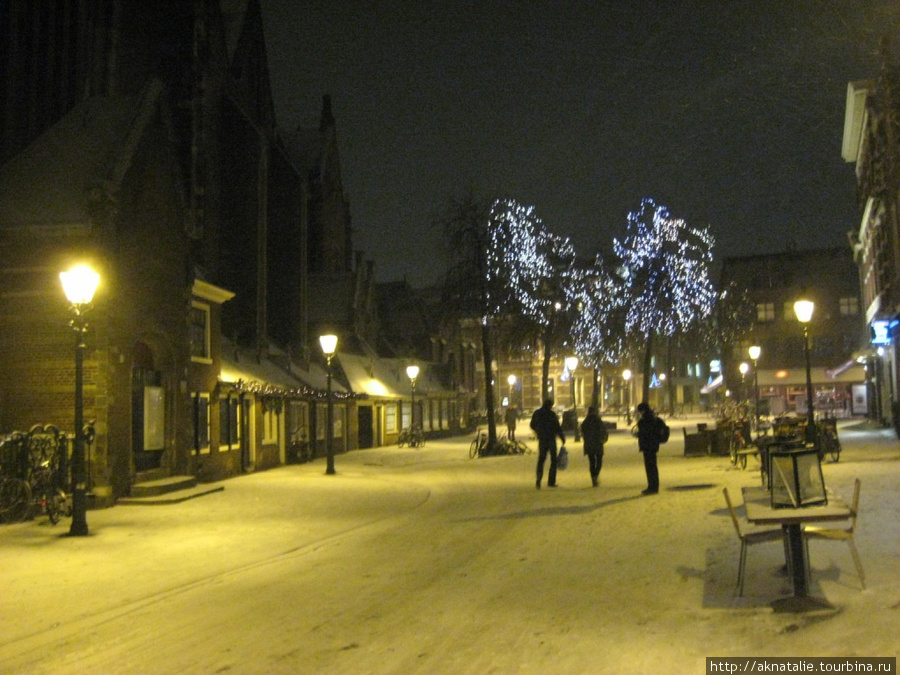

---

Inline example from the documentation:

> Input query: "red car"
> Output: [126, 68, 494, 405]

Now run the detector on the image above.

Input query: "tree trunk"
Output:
[481, 320, 498, 446]
[591, 366, 600, 409]
[666, 335, 675, 414]
[542, 341, 552, 403]
[641, 331, 654, 406]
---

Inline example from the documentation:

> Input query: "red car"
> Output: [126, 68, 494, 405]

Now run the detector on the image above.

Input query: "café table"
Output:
[741, 486, 851, 612]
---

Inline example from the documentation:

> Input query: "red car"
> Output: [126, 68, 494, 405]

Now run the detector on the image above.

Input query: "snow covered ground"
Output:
[1, 416, 898, 674]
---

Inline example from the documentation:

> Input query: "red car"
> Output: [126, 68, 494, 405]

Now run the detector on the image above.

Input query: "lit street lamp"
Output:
[793, 299, 816, 444]
[565, 356, 580, 441]
[319, 334, 338, 475]
[507, 374, 517, 407]
[406, 364, 419, 429]
[623, 368, 632, 425]
[748, 345, 761, 435]
[60, 264, 100, 537]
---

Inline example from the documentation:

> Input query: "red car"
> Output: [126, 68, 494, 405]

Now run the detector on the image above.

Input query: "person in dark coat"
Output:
[504, 406, 518, 441]
[635, 401, 661, 495]
[530, 399, 565, 489]
[580, 406, 608, 487]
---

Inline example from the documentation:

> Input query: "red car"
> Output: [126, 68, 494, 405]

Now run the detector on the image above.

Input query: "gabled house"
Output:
[0, 0, 329, 501]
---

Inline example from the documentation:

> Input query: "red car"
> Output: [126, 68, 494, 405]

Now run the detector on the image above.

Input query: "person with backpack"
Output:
[635, 401, 667, 495]
[580, 406, 608, 487]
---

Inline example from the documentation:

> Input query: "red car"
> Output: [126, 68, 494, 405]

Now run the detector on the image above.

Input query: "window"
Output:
[386, 403, 398, 433]
[219, 396, 241, 450]
[194, 393, 210, 454]
[190, 302, 212, 363]
[401, 401, 411, 430]
[840, 297, 859, 316]
[262, 405, 278, 445]
[757, 303, 775, 322]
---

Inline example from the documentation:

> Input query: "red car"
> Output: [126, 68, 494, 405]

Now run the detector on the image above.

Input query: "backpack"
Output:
[656, 416, 670, 443]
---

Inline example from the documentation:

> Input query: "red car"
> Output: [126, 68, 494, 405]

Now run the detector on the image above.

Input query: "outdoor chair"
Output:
[723, 487, 786, 596]
[803, 478, 865, 589]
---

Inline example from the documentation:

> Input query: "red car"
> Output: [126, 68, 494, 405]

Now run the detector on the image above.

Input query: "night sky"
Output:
[261, 1, 900, 286]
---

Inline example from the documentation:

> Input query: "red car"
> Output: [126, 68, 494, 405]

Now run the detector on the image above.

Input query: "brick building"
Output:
[843, 43, 900, 427]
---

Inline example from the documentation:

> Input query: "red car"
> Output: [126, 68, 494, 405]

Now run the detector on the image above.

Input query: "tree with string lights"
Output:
[486, 198, 581, 403]
[571, 255, 629, 409]
[613, 198, 716, 404]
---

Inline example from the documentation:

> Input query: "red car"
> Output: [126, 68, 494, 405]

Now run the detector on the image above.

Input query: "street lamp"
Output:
[748, 345, 761, 434]
[60, 264, 100, 536]
[793, 299, 816, 444]
[565, 356, 580, 441]
[319, 334, 338, 475]
[623, 368, 632, 425]
[507, 374, 517, 407]
[406, 364, 419, 429]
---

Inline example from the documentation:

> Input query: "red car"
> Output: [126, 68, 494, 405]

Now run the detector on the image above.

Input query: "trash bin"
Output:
[562, 409, 578, 433]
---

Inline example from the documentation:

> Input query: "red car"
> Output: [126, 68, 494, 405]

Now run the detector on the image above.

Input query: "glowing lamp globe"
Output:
[60, 265, 100, 305]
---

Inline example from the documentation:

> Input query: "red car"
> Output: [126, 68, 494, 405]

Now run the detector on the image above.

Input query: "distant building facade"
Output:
[719, 248, 867, 419]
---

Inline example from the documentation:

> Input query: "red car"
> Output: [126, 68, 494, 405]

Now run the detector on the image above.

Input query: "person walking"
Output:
[580, 406, 608, 487]
[505, 405, 518, 441]
[530, 399, 565, 489]
[635, 402, 661, 495]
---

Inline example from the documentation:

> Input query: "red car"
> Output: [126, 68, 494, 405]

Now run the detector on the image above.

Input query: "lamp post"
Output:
[60, 264, 100, 537]
[319, 334, 338, 475]
[406, 364, 419, 429]
[565, 356, 580, 441]
[748, 345, 761, 434]
[623, 368, 632, 425]
[793, 299, 816, 444]
[507, 374, 517, 407]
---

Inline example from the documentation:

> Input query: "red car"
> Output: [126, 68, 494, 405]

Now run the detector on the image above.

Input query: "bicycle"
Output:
[398, 425, 425, 448]
[816, 417, 841, 463]
[495, 436, 532, 455]
[727, 423, 753, 469]
[469, 428, 488, 458]
[0, 426, 71, 525]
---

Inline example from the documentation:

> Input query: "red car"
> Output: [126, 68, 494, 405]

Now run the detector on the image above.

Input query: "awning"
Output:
[825, 359, 856, 379]
[700, 374, 723, 394]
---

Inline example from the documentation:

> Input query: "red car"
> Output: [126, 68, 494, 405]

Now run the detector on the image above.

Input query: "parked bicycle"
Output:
[469, 428, 488, 458]
[0, 425, 71, 525]
[816, 416, 841, 463]
[728, 423, 753, 469]
[469, 428, 531, 458]
[398, 424, 425, 448]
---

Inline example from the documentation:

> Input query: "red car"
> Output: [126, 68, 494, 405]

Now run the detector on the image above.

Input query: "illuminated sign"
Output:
[870, 319, 897, 346]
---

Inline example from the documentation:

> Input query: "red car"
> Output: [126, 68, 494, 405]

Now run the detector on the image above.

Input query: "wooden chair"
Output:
[723, 487, 785, 596]
[804, 478, 865, 589]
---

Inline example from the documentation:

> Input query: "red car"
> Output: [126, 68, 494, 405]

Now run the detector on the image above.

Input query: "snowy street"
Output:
[1, 418, 898, 674]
